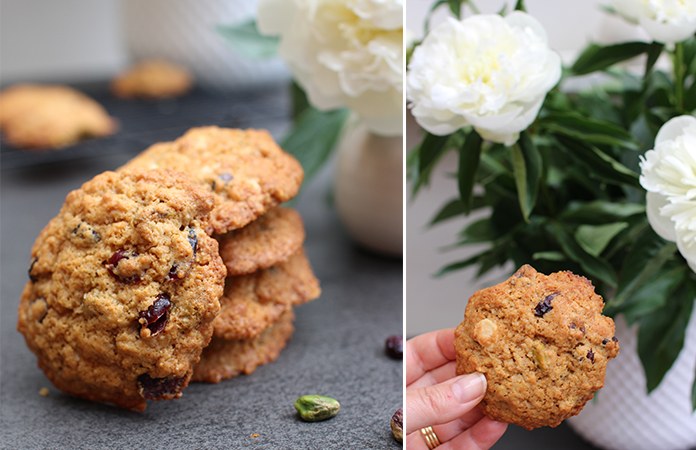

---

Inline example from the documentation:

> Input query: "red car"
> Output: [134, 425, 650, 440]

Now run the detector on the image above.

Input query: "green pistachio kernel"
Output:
[294, 395, 340, 422]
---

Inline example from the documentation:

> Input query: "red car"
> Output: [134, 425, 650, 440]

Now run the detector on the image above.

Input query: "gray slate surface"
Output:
[0, 140, 403, 448]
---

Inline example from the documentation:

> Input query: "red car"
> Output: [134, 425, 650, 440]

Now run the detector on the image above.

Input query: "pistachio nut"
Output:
[294, 395, 340, 422]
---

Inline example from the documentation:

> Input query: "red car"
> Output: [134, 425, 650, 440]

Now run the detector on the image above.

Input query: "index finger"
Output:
[406, 328, 457, 385]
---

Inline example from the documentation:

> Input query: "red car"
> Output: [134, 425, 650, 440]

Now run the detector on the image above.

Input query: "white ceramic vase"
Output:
[121, 0, 289, 90]
[334, 122, 403, 257]
[567, 311, 696, 450]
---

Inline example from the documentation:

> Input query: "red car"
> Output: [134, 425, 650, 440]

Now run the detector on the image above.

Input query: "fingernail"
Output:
[452, 372, 487, 404]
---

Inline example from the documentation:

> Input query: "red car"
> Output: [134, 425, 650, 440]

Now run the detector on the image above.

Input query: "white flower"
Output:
[611, 0, 696, 45]
[640, 115, 696, 271]
[257, 0, 403, 136]
[406, 12, 561, 146]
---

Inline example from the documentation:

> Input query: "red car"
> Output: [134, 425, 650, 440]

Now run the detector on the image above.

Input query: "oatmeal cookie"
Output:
[192, 310, 295, 383]
[0, 84, 118, 149]
[120, 126, 304, 234]
[454, 265, 619, 430]
[17, 169, 226, 411]
[214, 248, 320, 340]
[111, 59, 193, 99]
[216, 207, 305, 276]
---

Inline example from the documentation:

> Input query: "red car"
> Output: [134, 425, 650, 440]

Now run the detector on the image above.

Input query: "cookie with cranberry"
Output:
[120, 126, 304, 234]
[17, 169, 226, 411]
[214, 248, 320, 341]
[192, 309, 295, 383]
[111, 59, 193, 99]
[0, 84, 118, 149]
[454, 265, 619, 430]
[216, 207, 305, 276]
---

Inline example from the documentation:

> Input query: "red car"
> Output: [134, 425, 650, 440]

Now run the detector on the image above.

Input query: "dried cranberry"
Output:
[105, 249, 140, 283]
[587, 350, 595, 364]
[137, 374, 185, 400]
[139, 294, 171, 336]
[602, 339, 609, 345]
[385, 336, 403, 360]
[534, 293, 559, 317]
[612, 336, 618, 342]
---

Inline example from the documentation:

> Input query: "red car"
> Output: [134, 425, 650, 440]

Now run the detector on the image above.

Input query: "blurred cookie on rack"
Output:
[111, 59, 193, 99]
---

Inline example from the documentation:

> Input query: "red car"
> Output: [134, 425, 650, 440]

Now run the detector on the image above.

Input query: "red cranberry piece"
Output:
[139, 294, 171, 336]
[137, 374, 185, 400]
[105, 249, 140, 283]
[385, 336, 403, 360]
[534, 293, 559, 317]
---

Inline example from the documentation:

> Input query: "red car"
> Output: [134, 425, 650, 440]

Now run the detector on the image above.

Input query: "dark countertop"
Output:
[0, 85, 403, 449]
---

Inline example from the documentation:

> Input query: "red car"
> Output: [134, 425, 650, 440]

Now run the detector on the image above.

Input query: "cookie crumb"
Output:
[39, 387, 49, 396]
[251, 434, 260, 438]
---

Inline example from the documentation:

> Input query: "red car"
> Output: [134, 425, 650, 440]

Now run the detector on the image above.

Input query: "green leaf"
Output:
[616, 266, 687, 321]
[546, 222, 618, 287]
[540, 112, 640, 150]
[510, 132, 541, 223]
[425, 0, 464, 31]
[514, 0, 526, 12]
[645, 42, 665, 79]
[638, 277, 696, 392]
[559, 200, 645, 224]
[411, 133, 452, 196]
[216, 21, 279, 60]
[532, 251, 567, 262]
[692, 371, 696, 412]
[571, 42, 650, 76]
[685, 79, 696, 111]
[555, 135, 641, 188]
[575, 222, 629, 257]
[610, 228, 678, 309]
[281, 107, 349, 184]
[458, 130, 484, 213]
[429, 197, 487, 227]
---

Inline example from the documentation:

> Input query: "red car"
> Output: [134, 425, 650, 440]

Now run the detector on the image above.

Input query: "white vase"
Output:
[334, 122, 403, 257]
[567, 311, 696, 450]
[121, 0, 290, 90]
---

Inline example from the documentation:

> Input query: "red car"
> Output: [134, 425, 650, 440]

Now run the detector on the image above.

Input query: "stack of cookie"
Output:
[193, 207, 320, 383]
[17, 126, 320, 410]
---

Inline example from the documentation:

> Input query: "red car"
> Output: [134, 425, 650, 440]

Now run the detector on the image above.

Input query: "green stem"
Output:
[673, 42, 685, 111]
[540, 172, 556, 217]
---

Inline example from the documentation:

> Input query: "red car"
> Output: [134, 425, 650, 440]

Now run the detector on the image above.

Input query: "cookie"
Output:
[216, 207, 305, 276]
[120, 126, 304, 234]
[453, 265, 619, 430]
[214, 248, 321, 340]
[17, 169, 226, 411]
[192, 309, 295, 383]
[111, 59, 193, 99]
[0, 84, 118, 149]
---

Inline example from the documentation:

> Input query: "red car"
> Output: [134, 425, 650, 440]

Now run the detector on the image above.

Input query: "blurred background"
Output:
[406, 0, 653, 337]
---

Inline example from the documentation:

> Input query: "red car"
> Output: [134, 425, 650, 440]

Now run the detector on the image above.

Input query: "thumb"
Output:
[406, 372, 487, 433]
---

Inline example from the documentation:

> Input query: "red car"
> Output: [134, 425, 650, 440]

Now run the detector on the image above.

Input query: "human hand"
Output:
[406, 328, 507, 449]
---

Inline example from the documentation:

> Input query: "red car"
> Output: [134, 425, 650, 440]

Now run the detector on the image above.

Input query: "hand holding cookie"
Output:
[405, 328, 508, 450]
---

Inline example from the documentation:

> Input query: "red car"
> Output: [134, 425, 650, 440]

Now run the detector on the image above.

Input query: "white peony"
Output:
[406, 12, 561, 146]
[257, 0, 403, 136]
[640, 115, 696, 271]
[611, 0, 696, 45]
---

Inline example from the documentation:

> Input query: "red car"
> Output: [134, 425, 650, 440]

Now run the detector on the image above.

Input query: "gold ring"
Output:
[420, 426, 441, 449]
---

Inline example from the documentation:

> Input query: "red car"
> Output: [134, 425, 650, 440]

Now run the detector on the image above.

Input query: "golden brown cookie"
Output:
[216, 207, 305, 276]
[0, 84, 118, 149]
[111, 59, 193, 99]
[192, 309, 295, 383]
[454, 265, 619, 430]
[214, 248, 321, 340]
[120, 126, 304, 234]
[17, 169, 226, 411]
